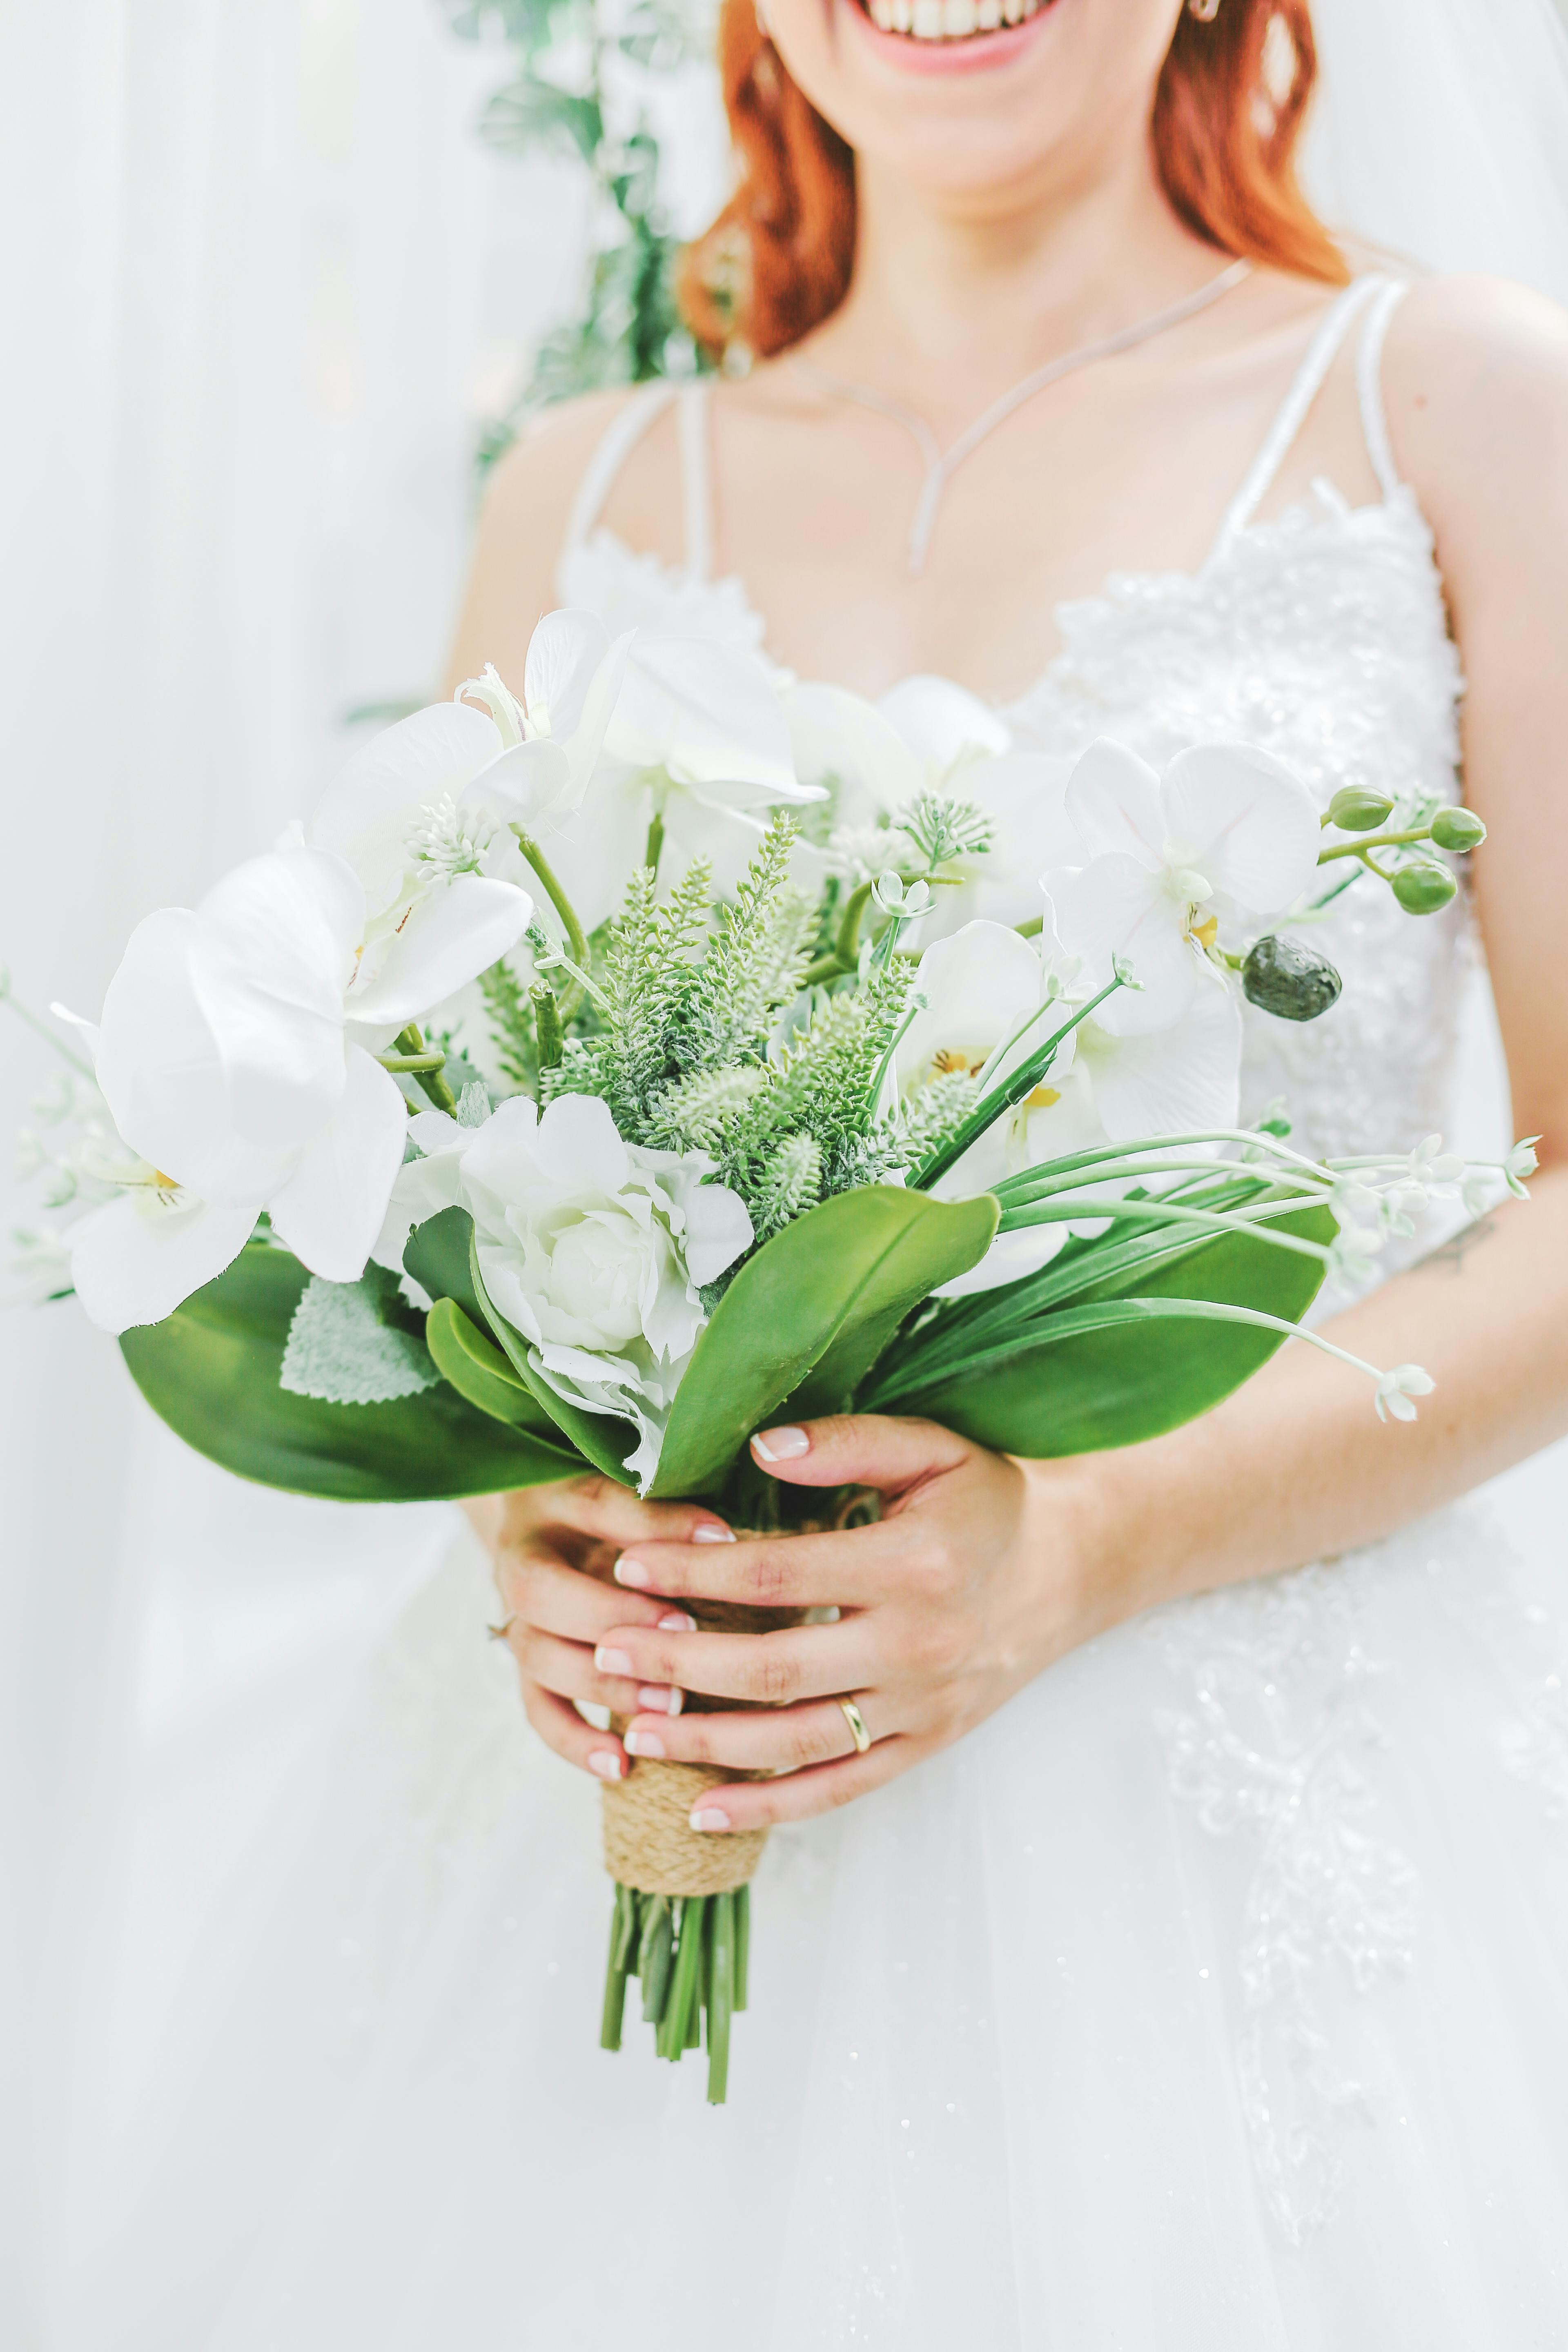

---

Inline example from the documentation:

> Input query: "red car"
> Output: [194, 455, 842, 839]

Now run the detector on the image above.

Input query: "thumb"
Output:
[749, 1412, 970, 1495]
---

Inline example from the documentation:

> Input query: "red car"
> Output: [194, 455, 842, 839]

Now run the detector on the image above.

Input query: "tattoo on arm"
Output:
[1417, 1216, 1498, 1276]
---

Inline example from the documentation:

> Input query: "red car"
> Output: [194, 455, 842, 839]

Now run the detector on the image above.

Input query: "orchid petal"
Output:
[346, 872, 532, 1029]
[1081, 969, 1242, 1139]
[607, 635, 807, 804]
[523, 608, 610, 742]
[782, 682, 922, 823]
[460, 737, 574, 830]
[933, 1223, 1068, 1301]
[1162, 743, 1321, 915]
[1047, 856, 1196, 1036]
[1063, 739, 1168, 866]
[565, 629, 633, 800]
[191, 856, 361, 1149]
[308, 702, 502, 915]
[265, 1045, 408, 1281]
[94, 908, 299, 1203]
[67, 1187, 261, 1334]
[905, 921, 1043, 1086]
[878, 676, 1010, 782]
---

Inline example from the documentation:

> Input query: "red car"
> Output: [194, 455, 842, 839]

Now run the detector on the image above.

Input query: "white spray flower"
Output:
[1375, 1363, 1437, 1423]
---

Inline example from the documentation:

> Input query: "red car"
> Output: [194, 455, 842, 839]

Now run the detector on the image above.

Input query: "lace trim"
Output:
[1148, 1559, 1419, 2245]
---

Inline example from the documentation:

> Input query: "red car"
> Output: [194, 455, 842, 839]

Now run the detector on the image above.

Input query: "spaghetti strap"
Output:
[561, 381, 679, 560]
[1211, 274, 1389, 555]
[1356, 279, 1411, 499]
[677, 382, 715, 583]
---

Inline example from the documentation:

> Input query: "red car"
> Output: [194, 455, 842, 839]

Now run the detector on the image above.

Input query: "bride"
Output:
[72, 0, 1568, 2345]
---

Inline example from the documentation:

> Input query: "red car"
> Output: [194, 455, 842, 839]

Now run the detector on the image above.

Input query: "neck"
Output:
[810, 126, 1222, 412]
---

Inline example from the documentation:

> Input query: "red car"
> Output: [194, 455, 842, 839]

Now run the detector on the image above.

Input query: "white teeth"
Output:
[878, 0, 1039, 35]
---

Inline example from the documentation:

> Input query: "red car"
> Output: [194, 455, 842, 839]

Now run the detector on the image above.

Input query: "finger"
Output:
[609, 1516, 915, 1611]
[623, 1691, 884, 1773]
[685, 1737, 920, 1831]
[517, 1626, 682, 1720]
[535, 1474, 738, 1551]
[591, 1618, 873, 1708]
[517, 1678, 626, 1784]
[748, 1413, 971, 1497]
[497, 1551, 695, 1643]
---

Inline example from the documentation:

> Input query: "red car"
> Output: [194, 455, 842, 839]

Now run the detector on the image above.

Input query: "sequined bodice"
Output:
[557, 281, 1472, 1168]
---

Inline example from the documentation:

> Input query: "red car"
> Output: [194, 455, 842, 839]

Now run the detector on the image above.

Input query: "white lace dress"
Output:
[69, 278, 1568, 2351]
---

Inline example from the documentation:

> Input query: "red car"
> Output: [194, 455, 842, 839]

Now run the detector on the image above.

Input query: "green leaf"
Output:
[404, 1205, 485, 1326]
[886, 1205, 1332, 1456]
[425, 1296, 566, 1435]
[650, 1185, 999, 1499]
[467, 1235, 641, 1486]
[118, 1243, 582, 1501]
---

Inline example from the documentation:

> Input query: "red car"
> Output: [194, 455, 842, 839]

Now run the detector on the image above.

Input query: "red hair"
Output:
[680, 0, 1347, 360]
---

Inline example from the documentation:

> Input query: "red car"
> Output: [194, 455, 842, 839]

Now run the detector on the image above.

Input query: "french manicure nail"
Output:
[595, 1646, 633, 1677]
[752, 1425, 810, 1462]
[691, 1522, 736, 1544]
[588, 1750, 624, 1781]
[689, 1806, 731, 1833]
[614, 1555, 651, 1588]
[639, 1684, 683, 1715]
[625, 1729, 666, 1760]
[657, 1611, 697, 1633]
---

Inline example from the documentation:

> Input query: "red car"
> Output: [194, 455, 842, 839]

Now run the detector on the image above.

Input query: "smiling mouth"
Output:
[857, 0, 1051, 39]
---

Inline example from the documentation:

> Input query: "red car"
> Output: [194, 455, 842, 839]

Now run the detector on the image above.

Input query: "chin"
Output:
[770, 0, 1178, 198]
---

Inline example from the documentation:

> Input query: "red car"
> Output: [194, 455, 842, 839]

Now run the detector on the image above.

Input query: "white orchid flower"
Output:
[783, 676, 1078, 940]
[454, 610, 631, 835]
[306, 692, 540, 1026]
[537, 634, 826, 932]
[1047, 738, 1321, 1035]
[67, 833, 531, 1334]
[445, 1093, 753, 1490]
[1018, 963, 1243, 1160]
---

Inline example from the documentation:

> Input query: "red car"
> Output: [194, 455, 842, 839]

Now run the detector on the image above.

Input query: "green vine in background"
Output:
[439, 0, 716, 470]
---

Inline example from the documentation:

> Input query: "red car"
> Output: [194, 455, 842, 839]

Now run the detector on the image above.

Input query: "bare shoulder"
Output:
[443, 386, 641, 694]
[479, 385, 644, 550]
[1382, 276, 1568, 552]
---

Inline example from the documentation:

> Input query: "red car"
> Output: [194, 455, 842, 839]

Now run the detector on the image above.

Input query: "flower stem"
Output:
[1316, 824, 1435, 864]
[513, 827, 590, 1019]
[392, 1024, 456, 1114]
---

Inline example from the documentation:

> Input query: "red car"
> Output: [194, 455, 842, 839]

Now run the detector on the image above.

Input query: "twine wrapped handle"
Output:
[601, 1592, 805, 1898]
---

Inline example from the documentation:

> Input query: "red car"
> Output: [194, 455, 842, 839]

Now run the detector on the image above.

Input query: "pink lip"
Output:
[838, 0, 1057, 74]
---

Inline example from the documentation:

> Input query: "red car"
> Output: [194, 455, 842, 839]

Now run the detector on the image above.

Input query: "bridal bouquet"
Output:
[13, 610, 1528, 2103]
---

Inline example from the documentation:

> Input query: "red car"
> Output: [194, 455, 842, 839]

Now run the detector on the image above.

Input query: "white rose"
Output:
[445, 1092, 753, 1490]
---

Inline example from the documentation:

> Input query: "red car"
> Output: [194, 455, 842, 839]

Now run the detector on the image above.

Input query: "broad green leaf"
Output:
[468, 1236, 641, 1486]
[425, 1297, 564, 1434]
[404, 1205, 484, 1327]
[889, 1205, 1332, 1457]
[650, 1185, 999, 1500]
[119, 1242, 583, 1501]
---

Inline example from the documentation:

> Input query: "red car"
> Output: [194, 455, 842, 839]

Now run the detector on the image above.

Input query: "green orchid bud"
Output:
[1327, 785, 1395, 832]
[1392, 860, 1459, 915]
[1241, 934, 1343, 1023]
[1429, 806, 1487, 853]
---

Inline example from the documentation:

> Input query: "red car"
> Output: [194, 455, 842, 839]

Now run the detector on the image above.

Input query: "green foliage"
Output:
[647, 1185, 1000, 1500]
[439, 0, 715, 463]
[864, 1201, 1333, 1456]
[478, 952, 537, 1087]
[119, 1242, 580, 1501]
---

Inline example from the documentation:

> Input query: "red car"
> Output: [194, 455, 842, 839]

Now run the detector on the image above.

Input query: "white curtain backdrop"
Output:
[0, 7, 588, 2340]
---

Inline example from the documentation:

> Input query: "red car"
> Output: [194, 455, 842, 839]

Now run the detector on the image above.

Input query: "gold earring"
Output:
[1188, 0, 1221, 18]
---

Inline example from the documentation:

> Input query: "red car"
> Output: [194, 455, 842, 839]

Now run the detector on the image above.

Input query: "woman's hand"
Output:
[590, 1414, 1120, 1835]
[481, 1477, 744, 1785]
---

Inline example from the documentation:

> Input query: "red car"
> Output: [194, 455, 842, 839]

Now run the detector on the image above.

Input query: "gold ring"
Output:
[486, 1617, 517, 1643]
[837, 1697, 871, 1755]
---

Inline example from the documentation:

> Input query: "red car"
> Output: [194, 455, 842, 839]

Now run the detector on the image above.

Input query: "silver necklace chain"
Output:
[793, 257, 1253, 577]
